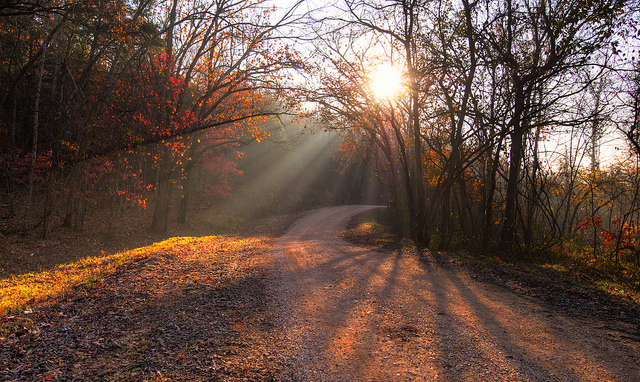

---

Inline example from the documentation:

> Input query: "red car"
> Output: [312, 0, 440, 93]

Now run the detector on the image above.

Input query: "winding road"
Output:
[270, 205, 640, 381]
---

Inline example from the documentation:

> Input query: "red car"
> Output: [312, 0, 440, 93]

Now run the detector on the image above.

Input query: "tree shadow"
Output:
[273, 234, 640, 381]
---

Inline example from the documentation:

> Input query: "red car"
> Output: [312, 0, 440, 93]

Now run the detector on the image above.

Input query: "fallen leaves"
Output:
[0, 233, 289, 381]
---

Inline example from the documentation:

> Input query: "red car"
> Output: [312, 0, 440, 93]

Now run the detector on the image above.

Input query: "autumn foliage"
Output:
[0, 0, 302, 236]
[575, 215, 639, 265]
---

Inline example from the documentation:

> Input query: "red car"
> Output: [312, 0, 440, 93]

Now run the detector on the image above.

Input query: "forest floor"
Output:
[1, 206, 640, 380]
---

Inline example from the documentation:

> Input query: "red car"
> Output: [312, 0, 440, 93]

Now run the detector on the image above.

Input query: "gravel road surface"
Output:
[270, 205, 640, 381]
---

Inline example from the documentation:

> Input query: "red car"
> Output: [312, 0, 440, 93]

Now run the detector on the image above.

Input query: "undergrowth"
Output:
[534, 249, 640, 304]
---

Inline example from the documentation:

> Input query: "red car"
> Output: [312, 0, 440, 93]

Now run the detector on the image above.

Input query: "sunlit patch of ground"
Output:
[0, 237, 211, 316]
[340, 208, 399, 249]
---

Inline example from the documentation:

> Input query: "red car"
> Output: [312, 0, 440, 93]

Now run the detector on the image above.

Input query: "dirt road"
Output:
[270, 206, 640, 381]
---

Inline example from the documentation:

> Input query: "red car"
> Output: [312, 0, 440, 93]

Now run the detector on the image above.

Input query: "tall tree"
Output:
[148, 0, 303, 232]
[475, 0, 624, 246]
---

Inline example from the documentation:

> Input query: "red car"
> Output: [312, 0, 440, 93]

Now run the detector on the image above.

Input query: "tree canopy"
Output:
[2, 0, 640, 270]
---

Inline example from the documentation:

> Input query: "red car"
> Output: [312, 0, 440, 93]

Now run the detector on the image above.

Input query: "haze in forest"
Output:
[1, 0, 640, 272]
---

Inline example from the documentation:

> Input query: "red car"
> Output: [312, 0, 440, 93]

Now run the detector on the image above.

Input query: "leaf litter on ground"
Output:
[0, 214, 301, 381]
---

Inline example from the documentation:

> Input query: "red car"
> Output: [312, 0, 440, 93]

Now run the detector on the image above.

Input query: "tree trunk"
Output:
[501, 129, 523, 246]
[22, 39, 47, 233]
[74, 186, 87, 232]
[151, 172, 172, 233]
[107, 160, 122, 236]
[389, 108, 419, 244]
[501, 84, 527, 246]
[151, 0, 179, 234]
[524, 100, 540, 248]
[177, 165, 193, 225]
[400, 1, 428, 246]
[438, 135, 463, 250]
[41, 171, 55, 239]
[63, 181, 76, 228]
[7, 90, 17, 218]
[482, 139, 503, 255]
[439, 184, 452, 250]
[178, 139, 200, 225]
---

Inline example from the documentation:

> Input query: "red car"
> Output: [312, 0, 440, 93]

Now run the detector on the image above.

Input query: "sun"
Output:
[369, 63, 404, 100]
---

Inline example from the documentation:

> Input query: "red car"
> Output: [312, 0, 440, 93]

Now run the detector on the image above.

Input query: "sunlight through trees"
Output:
[300, 0, 640, 269]
[1, 0, 640, 272]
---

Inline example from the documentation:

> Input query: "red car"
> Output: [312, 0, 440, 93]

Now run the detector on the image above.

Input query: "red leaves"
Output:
[95, 53, 201, 149]
[575, 215, 603, 230]
[576, 215, 637, 251]
[612, 219, 637, 247]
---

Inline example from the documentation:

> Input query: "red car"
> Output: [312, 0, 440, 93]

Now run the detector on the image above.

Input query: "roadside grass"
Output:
[343, 208, 400, 248]
[483, 250, 640, 305]
[484, 242, 640, 304]
[534, 253, 640, 304]
[0, 236, 211, 316]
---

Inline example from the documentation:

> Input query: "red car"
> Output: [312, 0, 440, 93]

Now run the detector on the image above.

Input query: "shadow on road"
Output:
[273, 206, 640, 381]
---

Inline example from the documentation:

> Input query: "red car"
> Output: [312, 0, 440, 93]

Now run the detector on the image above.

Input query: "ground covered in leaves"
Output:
[1, 215, 299, 381]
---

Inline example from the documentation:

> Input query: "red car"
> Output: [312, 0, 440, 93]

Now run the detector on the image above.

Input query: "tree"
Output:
[305, 0, 628, 253]
[0, 0, 304, 235]
[147, 0, 303, 232]
[474, 0, 624, 246]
